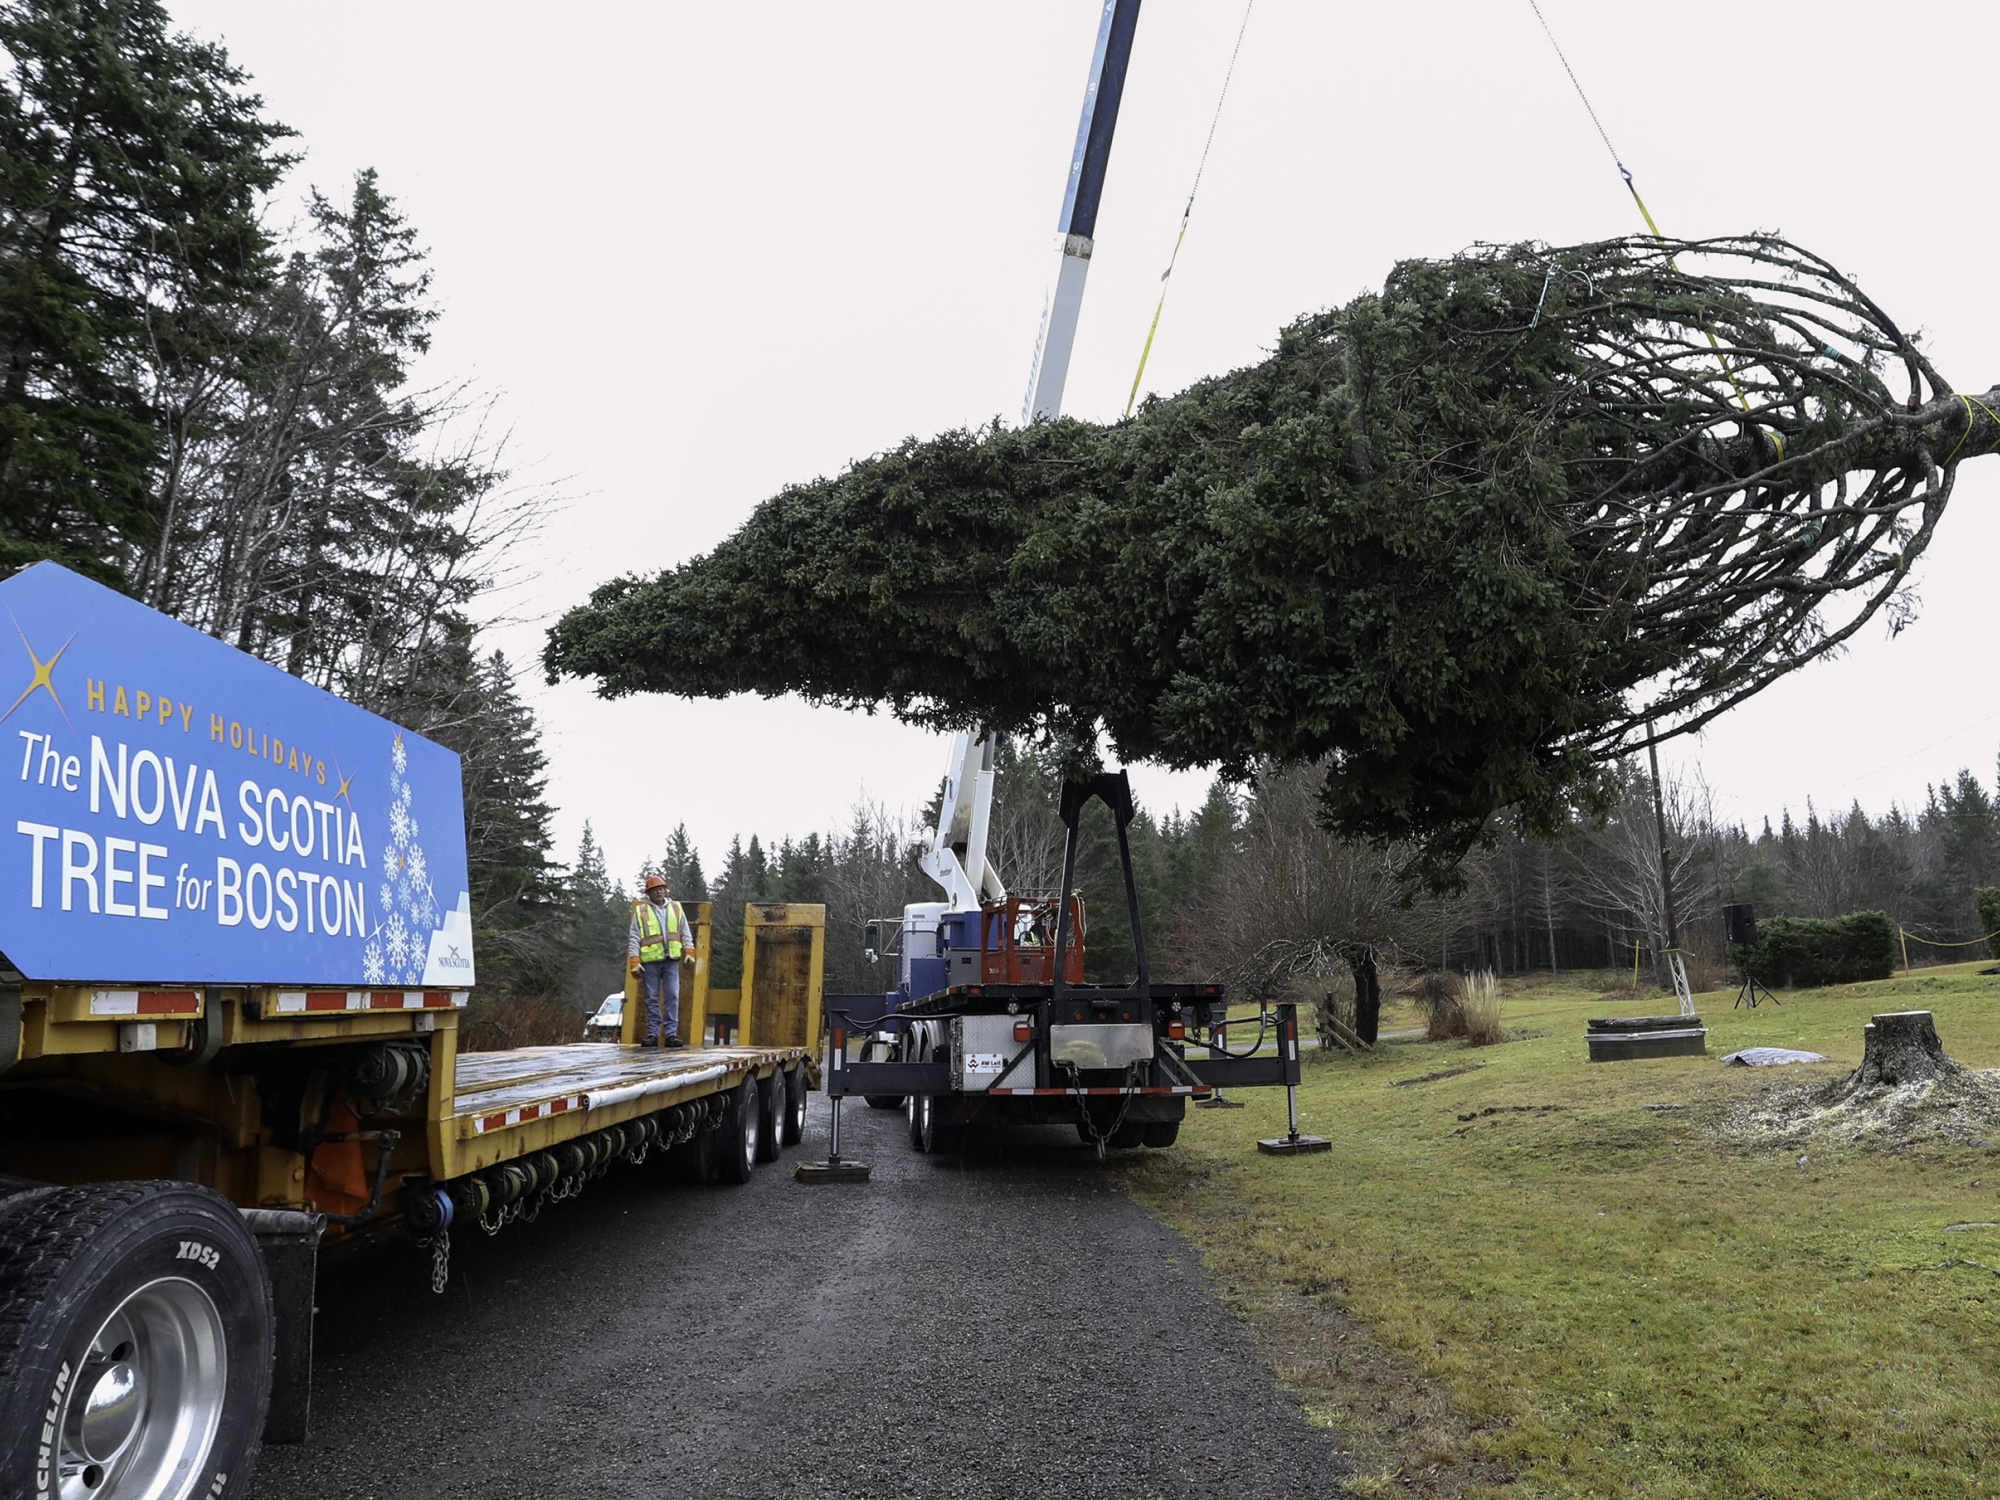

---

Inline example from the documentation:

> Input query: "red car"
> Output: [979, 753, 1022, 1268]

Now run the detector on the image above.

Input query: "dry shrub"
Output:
[1680, 940, 1727, 996]
[460, 992, 587, 1052]
[1412, 971, 1467, 1041]
[1462, 970, 1505, 1046]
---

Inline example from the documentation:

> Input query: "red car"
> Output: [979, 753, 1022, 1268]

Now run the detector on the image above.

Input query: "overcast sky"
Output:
[172, 0, 2000, 883]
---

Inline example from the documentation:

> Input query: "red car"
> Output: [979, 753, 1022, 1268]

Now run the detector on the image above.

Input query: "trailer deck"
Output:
[450, 1041, 816, 1136]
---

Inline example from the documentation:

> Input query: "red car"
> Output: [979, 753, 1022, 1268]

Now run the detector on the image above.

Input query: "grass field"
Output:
[1121, 964, 2000, 1499]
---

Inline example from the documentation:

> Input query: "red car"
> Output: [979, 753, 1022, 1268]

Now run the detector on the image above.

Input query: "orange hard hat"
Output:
[644, 875, 668, 893]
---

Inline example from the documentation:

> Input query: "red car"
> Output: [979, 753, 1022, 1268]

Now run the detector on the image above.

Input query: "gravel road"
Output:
[252, 1095, 1351, 1500]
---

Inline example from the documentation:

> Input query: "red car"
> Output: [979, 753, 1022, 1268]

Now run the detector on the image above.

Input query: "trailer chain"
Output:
[428, 1228, 451, 1294]
[1065, 1060, 1146, 1159]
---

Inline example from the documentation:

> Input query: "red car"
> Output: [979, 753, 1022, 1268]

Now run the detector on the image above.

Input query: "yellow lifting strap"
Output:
[1524, 0, 1775, 454]
[1123, 0, 1256, 420]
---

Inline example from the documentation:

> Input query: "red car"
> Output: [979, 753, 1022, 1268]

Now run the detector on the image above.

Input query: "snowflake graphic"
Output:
[363, 730, 445, 986]
[362, 941, 385, 985]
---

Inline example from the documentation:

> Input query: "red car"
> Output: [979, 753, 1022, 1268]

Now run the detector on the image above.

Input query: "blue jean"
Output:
[639, 959, 681, 1040]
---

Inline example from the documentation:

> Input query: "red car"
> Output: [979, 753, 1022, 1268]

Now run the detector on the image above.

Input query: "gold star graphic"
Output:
[0, 609, 75, 730]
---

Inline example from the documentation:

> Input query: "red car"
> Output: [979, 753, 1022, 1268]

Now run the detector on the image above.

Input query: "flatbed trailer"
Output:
[0, 899, 825, 1494]
[0, 562, 830, 1497]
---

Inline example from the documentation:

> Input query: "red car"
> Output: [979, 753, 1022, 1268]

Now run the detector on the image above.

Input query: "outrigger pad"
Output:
[794, 1159, 872, 1183]
[1257, 1135, 1332, 1156]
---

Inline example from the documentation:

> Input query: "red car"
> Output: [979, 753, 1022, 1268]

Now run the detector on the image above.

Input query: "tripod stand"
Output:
[1733, 970, 1778, 1009]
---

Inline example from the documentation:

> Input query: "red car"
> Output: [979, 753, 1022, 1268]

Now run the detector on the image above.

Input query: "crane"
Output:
[810, 0, 1323, 1172]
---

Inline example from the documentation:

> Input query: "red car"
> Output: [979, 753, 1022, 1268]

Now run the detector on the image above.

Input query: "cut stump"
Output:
[1844, 1011, 1962, 1094]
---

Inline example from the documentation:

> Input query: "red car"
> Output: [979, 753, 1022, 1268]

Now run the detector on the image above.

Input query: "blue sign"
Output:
[0, 563, 475, 986]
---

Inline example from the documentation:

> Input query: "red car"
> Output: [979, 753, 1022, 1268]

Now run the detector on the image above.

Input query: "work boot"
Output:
[662, 1035, 686, 1050]
[639, 1033, 660, 1048]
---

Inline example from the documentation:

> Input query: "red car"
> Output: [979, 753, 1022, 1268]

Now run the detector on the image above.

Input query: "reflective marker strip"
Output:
[473, 1093, 586, 1135]
[270, 990, 469, 1014]
[89, 989, 201, 1017]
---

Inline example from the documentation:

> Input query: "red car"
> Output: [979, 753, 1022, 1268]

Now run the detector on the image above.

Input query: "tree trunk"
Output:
[1844, 1011, 1962, 1093]
[1349, 948, 1382, 1046]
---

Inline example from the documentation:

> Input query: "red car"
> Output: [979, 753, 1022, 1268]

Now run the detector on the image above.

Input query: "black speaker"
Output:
[1723, 902, 1757, 946]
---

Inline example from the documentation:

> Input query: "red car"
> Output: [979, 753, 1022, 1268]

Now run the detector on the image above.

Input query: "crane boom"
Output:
[1021, 0, 1143, 424]
[923, 0, 1143, 914]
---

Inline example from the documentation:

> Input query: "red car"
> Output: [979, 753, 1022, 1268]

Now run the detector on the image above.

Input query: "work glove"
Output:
[627, 955, 641, 974]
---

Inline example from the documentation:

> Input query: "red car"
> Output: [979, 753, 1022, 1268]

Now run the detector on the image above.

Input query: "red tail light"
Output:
[1167, 1020, 1186, 1040]
[1013, 1019, 1033, 1043]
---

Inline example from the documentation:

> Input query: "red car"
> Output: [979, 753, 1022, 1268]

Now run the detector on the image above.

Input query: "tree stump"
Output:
[1845, 1011, 1963, 1093]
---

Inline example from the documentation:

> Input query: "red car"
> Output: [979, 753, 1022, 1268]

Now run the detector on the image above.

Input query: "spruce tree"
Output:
[709, 836, 749, 988]
[0, 0, 291, 583]
[566, 821, 627, 1008]
[378, 632, 567, 997]
[658, 824, 709, 900]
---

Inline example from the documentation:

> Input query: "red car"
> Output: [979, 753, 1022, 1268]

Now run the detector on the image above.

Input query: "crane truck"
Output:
[0, 560, 828, 1498]
[809, 0, 1321, 1174]
[822, 744, 1316, 1163]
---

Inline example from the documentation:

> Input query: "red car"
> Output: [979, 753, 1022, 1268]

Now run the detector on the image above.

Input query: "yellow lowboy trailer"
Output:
[0, 900, 826, 1492]
[0, 564, 826, 1499]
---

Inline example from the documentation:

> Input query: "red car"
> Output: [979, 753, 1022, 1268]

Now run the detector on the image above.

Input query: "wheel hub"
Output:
[76, 1357, 143, 1463]
[57, 1277, 226, 1500]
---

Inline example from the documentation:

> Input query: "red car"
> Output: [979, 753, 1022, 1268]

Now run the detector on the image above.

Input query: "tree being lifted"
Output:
[547, 235, 2000, 888]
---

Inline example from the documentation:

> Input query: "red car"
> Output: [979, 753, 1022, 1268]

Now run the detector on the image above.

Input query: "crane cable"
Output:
[1523, 0, 1768, 445]
[1122, 0, 1255, 419]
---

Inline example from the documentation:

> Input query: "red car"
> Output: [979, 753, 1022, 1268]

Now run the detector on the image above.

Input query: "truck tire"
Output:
[781, 1065, 807, 1148]
[911, 1092, 966, 1156]
[704, 1079, 759, 1185]
[1141, 1120, 1180, 1148]
[863, 1095, 905, 1111]
[754, 1070, 783, 1164]
[0, 1181, 274, 1500]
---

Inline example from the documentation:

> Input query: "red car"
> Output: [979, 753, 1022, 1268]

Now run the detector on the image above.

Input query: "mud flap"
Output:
[244, 1208, 325, 1444]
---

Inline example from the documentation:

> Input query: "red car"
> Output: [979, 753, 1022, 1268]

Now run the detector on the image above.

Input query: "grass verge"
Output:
[1121, 964, 2000, 1498]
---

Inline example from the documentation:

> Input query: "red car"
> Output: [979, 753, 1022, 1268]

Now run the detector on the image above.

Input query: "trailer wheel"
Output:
[0, 1182, 273, 1500]
[705, 1079, 759, 1185]
[754, 1071, 784, 1164]
[781, 1065, 807, 1148]
[1141, 1120, 1180, 1148]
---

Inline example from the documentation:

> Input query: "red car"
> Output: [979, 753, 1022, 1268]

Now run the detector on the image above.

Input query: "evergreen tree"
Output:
[657, 823, 709, 900]
[379, 634, 567, 997]
[565, 821, 627, 1009]
[0, 0, 292, 583]
[709, 836, 750, 987]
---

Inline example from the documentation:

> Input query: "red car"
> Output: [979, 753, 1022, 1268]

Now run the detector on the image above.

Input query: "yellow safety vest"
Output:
[634, 899, 685, 962]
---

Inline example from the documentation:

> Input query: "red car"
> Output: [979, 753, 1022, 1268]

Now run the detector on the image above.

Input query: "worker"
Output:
[629, 875, 690, 1048]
